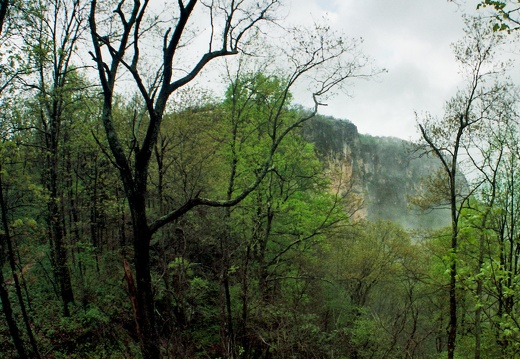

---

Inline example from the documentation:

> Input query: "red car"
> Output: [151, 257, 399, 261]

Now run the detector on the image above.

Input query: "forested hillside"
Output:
[2, 1, 520, 359]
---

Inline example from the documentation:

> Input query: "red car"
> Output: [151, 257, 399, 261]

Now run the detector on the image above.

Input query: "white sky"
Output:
[282, 0, 508, 141]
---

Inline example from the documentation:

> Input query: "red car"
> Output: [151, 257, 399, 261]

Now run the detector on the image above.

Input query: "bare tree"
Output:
[417, 17, 506, 359]
[23, 0, 90, 317]
[88, 1, 375, 357]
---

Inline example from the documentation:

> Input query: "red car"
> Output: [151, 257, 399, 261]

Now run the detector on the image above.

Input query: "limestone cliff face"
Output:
[302, 115, 449, 229]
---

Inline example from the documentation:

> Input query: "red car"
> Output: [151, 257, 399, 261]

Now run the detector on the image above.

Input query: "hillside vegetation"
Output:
[1, 1, 520, 359]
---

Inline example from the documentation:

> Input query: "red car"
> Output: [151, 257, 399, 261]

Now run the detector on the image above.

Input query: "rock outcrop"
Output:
[303, 115, 449, 229]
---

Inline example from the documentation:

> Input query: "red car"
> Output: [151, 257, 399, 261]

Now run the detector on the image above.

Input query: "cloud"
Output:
[286, 0, 474, 140]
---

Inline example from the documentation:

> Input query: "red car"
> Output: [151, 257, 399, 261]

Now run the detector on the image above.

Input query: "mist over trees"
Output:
[1, 1, 520, 358]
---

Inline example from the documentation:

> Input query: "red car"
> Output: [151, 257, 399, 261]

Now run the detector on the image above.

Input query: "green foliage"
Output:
[3, 6, 520, 358]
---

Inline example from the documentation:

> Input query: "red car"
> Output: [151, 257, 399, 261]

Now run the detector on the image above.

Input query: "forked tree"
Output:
[88, 0, 373, 357]
[417, 17, 506, 359]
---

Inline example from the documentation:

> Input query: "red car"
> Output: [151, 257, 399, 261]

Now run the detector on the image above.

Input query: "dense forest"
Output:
[2, 0, 520, 358]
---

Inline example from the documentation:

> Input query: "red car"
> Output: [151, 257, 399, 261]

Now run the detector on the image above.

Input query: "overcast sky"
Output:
[282, 0, 494, 141]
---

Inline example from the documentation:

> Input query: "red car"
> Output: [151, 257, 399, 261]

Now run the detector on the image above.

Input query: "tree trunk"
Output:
[475, 202, 493, 359]
[45, 133, 74, 316]
[48, 191, 74, 316]
[474, 235, 484, 359]
[130, 195, 161, 359]
[447, 258, 457, 359]
[0, 177, 30, 358]
[447, 192, 458, 359]
[218, 219, 236, 359]
[0, 170, 40, 358]
[0, 268, 27, 359]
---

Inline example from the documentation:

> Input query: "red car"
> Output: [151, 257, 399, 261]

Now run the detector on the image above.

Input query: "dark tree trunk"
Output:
[41, 104, 74, 317]
[0, 171, 40, 358]
[0, 0, 9, 36]
[447, 255, 457, 359]
[447, 172, 459, 359]
[258, 208, 273, 302]
[47, 163, 74, 316]
[129, 193, 161, 359]
[0, 268, 27, 359]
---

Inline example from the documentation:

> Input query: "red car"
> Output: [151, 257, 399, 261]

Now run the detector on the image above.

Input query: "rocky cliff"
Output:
[302, 115, 449, 229]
